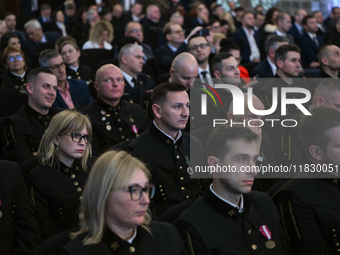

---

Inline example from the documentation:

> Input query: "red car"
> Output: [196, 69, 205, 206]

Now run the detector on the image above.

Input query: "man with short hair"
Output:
[118, 43, 155, 106]
[288, 9, 307, 40]
[251, 35, 289, 78]
[324, 6, 340, 30]
[82, 64, 147, 154]
[316, 44, 340, 79]
[127, 82, 206, 217]
[24, 19, 60, 54]
[4, 13, 26, 43]
[188, 34, 215, 87]
[126, 3, 143, 22]
[313, 10, 326, 35]
[273, 106, 340, 254]
[39, 49, 93, 109]
[254, 11, 265, 31]
[155, 22, 201, 75]
[273, 12, 295, 44]
[125, 21, 154, 60]
[298, 15, 325, 68]
[37, 4, 52, 25]
[175, 125, 288, 254]
[260, 44, 311, 116]
[2, 68, 60, 163]
[142, 5, 165, 50]
[0, 20, 7, 41]
[233, 12, 261, 64]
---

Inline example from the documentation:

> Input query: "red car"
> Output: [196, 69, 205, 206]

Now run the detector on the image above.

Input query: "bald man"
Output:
[81, 64, 148, 155]
[316, 44, 340, 79]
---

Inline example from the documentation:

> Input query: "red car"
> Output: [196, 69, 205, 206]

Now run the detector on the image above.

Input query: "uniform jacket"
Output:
[272, 173, 340, 254]
[27, 158, 95, 240]
[82, 98, 148, 155]
[127, 122, 207, 217]
[53, 79, 93, 109]
[2, 105, 61, 163]
[259, 75, 312, 116]
[174, 188, 289, 255]
[0, 72, 28, 91]
[0, 160, 40, 255]
[61, 222, 186, 255]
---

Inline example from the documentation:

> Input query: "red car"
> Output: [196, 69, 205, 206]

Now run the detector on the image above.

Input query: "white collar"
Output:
[153, 120, 182, 143]
[210, 184, 244, 213]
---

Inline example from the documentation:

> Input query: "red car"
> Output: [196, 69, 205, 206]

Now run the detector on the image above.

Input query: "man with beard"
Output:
[233, 12, 261, 65]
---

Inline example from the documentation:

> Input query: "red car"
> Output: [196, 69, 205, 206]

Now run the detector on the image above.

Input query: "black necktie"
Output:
[313, 36, 319, 49]
[132, 77, 139, 91]
[201, 71, 208, 78]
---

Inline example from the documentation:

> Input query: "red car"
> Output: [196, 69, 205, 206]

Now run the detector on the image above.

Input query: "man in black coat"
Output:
[127, 82, 207, 217]
[0, 160, 40, 254]
[272, 107, 340, 254]
[82, 64, 147, 155]
[174, 125, 289, 254]
[2, 68, 60, 163]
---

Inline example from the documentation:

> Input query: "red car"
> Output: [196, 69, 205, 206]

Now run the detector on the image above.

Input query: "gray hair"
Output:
[39, 49, 60, 67]
[118, 43, 143, 65]
[24, 19, 42, 30]
[265, 35, 289, 55]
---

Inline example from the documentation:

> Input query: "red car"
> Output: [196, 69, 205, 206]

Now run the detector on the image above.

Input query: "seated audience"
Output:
[27, 110, 95, 240]
[60, 150, 185, 254]
[82, 20, 113, 50]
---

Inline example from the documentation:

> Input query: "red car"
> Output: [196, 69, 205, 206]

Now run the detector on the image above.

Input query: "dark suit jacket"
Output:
[297, 31, 324, 68]
[24, 31, 61, 54]
[53, 79, 93, 109]
[233, 28, 261, 64]
[154, 42, 188, 75]
[251, 58, 274, 78]
[288, 24, 303, 41]
[141, 42, 154, 60]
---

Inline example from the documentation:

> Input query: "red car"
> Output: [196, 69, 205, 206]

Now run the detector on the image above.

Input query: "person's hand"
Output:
[186, 26, 203, 41]
[309, 61, 320, 68]
[252, 58, 260, 63]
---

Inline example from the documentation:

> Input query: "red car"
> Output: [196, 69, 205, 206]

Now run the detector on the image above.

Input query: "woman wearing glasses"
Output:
[0, 46, 28, 91]
[60, 150, 185, 254]
[27, 110, 95, 240]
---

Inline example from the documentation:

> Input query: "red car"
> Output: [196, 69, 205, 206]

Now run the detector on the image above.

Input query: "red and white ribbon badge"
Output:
[259, 225, 272, 240]
[131, 125, 138, 134]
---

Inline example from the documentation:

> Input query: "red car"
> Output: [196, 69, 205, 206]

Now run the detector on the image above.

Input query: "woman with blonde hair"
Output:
[27, 110, 95, 240]
[220, 11, 236, 34]
[61, 150, 185, 254]
[82, 20, 113, 50]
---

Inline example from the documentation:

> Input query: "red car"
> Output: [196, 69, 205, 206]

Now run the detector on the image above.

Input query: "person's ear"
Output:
[207, 156, 220, 166]
[152, 104, 161, 119]
[309, 145, 323, 161]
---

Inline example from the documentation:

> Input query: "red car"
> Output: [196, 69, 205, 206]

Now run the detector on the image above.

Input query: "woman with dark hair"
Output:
[60, 150, 185, 254]
[0, 46, 28, 91]
[27, 110, 95, 240]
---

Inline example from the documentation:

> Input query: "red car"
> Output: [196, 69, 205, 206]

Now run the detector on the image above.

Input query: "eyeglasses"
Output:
[49, 62, 66, 71]
[65, 133, 92, 144]
[7, 55, 23, 62]
[171, 29, 185, 35]
[115, 184, 155, 201]
[128, 28, 143, 33]
[188, 43, 210, 51]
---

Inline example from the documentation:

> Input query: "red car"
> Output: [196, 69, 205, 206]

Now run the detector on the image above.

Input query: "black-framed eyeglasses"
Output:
[188, 43, 210, 51]
[115, 184, 155, 201]
[171, 29, 185, 35]
[65, 133, 92, 144]
[8, 55, 23, 62]
[128, 28, 143, 33]
[49, 61, 66, 71]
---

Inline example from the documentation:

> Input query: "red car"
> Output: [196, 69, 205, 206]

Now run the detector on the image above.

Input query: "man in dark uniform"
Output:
[0, 160, 40, 254]
[273, 106, 340, 254]
[259, 44, 312, 116]
[127, 82, 207, 217]
[2, 68, 60, 163]
[174, 125, 288, 254]
[118, 43, 155, 106]
[82, 64, 147, 155]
